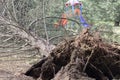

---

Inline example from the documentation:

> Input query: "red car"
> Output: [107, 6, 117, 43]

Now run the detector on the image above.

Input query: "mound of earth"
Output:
[25, 29, 120, 80]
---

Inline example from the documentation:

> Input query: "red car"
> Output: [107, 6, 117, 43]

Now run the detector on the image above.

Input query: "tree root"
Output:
[25, 29, 120, 80]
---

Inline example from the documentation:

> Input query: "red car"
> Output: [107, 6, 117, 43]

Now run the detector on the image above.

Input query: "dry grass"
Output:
[0, 51, 40, 80]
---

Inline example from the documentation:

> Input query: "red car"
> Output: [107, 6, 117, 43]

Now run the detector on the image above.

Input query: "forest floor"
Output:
[0, 51, 39, 80]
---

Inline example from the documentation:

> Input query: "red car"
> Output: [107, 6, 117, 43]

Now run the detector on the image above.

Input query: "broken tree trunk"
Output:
[25, 29, 120, 80]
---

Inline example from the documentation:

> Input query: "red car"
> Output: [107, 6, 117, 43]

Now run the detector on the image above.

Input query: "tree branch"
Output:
[0, 16, 55, 55]
[28, 16, 81, 28]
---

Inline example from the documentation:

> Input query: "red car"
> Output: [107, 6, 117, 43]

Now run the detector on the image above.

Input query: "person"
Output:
[60, 13, 68, 27]
[74, 8, 80, 16]
[54, 13, 68, 28]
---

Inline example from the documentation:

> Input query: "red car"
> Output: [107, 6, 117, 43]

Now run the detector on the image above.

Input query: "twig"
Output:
[3, 36, 13, 42]
[49, 35, 63, 41]
[102, 60, 114, 78]
[90, 63, 104, 76]
[83, 49, 94, 72]
[43, 0, 49, 52]
[12, 0, 18, 21]
[0, 33, 11, 37]
[2, 0, 17, 22]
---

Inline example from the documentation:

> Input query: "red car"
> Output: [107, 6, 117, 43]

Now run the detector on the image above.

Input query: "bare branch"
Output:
[28, 16, 81, 28]
[3, 36, 13, 42]
[12, 0, 18, 21]
[0, 16, 55, 55]
[0, 32, 11, 37]
[43, 0, 49, 52]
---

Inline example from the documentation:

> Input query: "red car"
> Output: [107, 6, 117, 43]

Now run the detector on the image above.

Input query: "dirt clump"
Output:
[25, 29, 120, 80]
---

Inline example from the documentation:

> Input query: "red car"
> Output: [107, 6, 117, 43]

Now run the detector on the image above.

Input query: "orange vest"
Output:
[54, 9, 80, 28]
[59, 14, 68, 27]
[74, 8, 80, 16]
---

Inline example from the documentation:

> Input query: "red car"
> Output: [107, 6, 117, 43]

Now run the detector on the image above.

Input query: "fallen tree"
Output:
[25, 29, 120, 80]
[0, 16, 55, 56]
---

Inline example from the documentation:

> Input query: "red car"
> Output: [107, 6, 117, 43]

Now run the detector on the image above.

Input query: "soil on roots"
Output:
[25, 29, 120, 80]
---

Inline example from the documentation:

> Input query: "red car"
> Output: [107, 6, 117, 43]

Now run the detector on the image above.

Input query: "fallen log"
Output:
[25, 29, 120, 80]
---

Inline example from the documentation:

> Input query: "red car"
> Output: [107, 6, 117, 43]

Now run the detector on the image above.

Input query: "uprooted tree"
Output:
[25, 29, 120, 80]
[0, 0, 120, 80]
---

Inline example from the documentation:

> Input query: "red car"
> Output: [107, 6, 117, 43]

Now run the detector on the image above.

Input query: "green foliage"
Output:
[4, 0, 120, 44]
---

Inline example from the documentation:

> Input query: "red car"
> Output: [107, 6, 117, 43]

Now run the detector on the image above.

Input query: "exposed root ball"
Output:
[25, 29, 120, 80]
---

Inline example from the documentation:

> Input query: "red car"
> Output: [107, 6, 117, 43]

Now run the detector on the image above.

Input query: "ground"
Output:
[0, 51, 39, 80]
